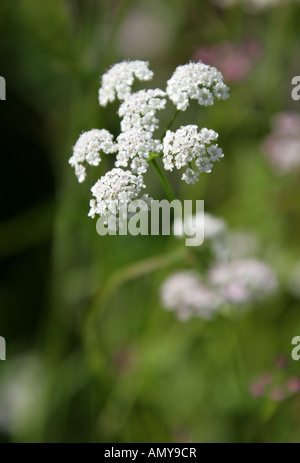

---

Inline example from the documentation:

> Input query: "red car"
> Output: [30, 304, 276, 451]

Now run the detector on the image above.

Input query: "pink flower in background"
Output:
[286, 377, 300, 393]
[274, 355, 288, 369]
[272, 112, 300, 137]
[263, 112, 300, 174]
[249, 358, 300, 402]
[249, 372, 273, 397]
[193, 40, 261, 83]
[270, 386, 285, 402]
[249, 383, 265, 397]
[259, 372, 273, 387]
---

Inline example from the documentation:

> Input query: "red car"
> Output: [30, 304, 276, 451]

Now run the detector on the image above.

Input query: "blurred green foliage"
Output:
[1, 0, 300, 443]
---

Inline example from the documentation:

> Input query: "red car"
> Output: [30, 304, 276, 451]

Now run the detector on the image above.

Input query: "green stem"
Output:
[151, 158, 176, 202]
[83, 247, 191, 382]
[147, 110, 180, 201]
[160, 109, 180, 141]
[147, 151, 162, 162]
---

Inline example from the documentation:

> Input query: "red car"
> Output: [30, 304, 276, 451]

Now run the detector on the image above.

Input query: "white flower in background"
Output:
[263, 112, 300, 175]
[173, 212, 227, 242]
[115, 130, 162, 174]
[118, 7, 174, 59]
[265, 139, 300, 174]
[166, 62, 229, 111]
[88, 168, 149, 219]
[160, 257, 278, 320]
[226, 230, 260, 260]
[118, 89, 166, 132]
[211, 229, 261, 264]
[209, 259, 278, 305]
[0, 355, 44, 433]
[163, 125, 224, 183]
[160, 271, 224, 321]
[69, 129, 117, 182]
[99, 60, 153, 106]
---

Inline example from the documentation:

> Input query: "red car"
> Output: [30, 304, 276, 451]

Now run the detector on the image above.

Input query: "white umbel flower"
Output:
[115, 129, 162, 174]
[99, 60, 154, 106]
[166, 62, 229, 111]
[209, 259, 278, 305]
[181, 168, 199, 184]
[162, 125, 224, 183]
[160, 271, 224, 321]
[88, 168, 148, 219]
[69, 129, 116, 183]
[118, 89, 166, 132]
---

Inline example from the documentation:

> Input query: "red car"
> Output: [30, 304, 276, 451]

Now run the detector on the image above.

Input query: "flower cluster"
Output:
[115, 130, 161, 175]
[160, 271, 224, 321]
[160, 212, 278, 321]
[163, 125, 224, 184]
[88, 168, 147, 219]
[160, 258, 277, 321]
[166, 62, 229, 110]
[98, 60, 153, 106]
[118, 89, 166, 132]
[209, 258, 278, 305]
[69, 60, 229, 219]
[115, 88, 166, 175]
[69, 129, 117, 183]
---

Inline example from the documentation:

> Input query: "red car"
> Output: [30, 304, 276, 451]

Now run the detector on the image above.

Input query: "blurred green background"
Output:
[1, 0, 300, 443]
